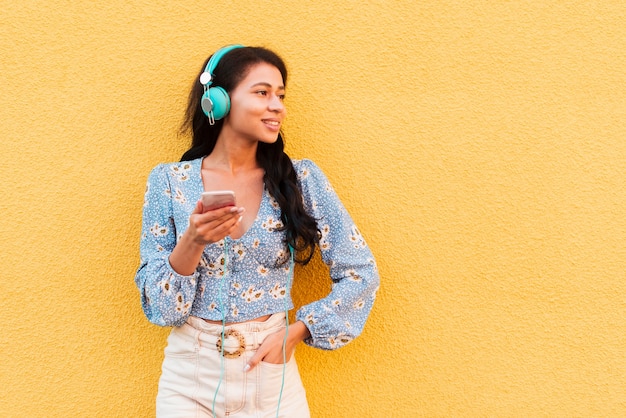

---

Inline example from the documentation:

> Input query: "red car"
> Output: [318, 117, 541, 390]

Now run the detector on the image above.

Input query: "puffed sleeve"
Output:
[294, 159, 380, 350]
[134, 164, 200, 326]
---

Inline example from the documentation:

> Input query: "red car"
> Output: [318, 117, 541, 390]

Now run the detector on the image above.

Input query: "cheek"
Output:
[227, 104, 250, 122]
[231, 100, 264, 118]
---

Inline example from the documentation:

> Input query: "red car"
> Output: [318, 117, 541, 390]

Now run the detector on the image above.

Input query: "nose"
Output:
[268, 94, 285, 112]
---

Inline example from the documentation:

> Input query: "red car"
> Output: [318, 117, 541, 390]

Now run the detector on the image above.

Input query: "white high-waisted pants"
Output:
[156, 313, 310, 418]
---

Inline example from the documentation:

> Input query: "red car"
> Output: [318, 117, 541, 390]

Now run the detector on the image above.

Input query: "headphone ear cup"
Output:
[201, 90, 213, 118]
[207, 86, 231, 121]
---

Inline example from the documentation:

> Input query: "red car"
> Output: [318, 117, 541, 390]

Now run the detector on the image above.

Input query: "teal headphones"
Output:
[199, 44, 245, 124]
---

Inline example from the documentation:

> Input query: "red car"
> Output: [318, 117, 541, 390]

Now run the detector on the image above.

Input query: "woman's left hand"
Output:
[244, 321, 311, 372]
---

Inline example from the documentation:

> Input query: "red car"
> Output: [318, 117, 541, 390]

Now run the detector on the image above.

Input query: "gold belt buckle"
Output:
[216, 329, 246, 358]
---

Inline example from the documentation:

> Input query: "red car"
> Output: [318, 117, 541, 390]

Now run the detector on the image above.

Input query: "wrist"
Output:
[289, 320, 311, 344]
[169, 232, 206, 276]
[181, 229, 209, 249]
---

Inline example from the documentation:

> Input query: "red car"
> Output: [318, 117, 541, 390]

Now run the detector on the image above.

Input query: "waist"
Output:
[182, 312, 286, 358]
[201, 314, 272, 326]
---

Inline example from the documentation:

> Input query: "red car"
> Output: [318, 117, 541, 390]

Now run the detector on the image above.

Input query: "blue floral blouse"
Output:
[135, 157, 379, 350]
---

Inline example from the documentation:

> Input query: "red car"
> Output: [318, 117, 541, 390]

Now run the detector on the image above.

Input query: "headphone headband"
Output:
[200, 44, 245, 87]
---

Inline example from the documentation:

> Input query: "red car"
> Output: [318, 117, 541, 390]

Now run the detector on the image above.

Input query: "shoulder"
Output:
[291, 158, 327, 181]
[291, 159, 337, 204]
[148, 158, 203, 183]
[151, 158, 203, 176]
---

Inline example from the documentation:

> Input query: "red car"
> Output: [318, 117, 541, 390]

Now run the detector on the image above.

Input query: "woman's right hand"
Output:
[186, 200, 245, 246]
[169, 201, 244, 276]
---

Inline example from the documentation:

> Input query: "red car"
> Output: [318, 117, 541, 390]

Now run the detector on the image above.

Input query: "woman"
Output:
[135, 45, 379, 417]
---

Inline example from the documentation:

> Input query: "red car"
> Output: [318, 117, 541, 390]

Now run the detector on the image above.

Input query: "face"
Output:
[222, 62, 286, 144]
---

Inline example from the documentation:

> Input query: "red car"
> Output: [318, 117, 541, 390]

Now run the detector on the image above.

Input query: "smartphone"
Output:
[201, 191, 236, 212]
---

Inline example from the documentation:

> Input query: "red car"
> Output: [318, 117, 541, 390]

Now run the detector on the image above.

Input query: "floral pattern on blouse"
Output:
[135, 157, 379, 350]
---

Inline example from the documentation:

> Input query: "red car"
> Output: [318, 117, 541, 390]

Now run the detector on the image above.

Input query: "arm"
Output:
[294, 159, 380, 350]
[245, 159, 378, 370]
[134, 164, 200, 326]
[134, 164, 243, 326]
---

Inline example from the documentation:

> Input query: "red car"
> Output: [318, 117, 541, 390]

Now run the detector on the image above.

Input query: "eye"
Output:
[278, 94, 286, 101]
[256, 90, 268, 96]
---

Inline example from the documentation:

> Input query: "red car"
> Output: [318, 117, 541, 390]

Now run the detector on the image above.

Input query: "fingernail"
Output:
[243, 364, 251, 372]
[238, 216, 243, 223]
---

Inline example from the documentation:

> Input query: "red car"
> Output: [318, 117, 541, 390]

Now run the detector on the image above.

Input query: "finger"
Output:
[196, 211, 242, 243]
[200, 206, 244, 222]
[222, 206, 245, 222]
[207, 216, 239, 237]
[212, 208, 245, 230]
[244, 348, 266, 372]
[192, 200, 204, 215]
[230, 206, 245, 214]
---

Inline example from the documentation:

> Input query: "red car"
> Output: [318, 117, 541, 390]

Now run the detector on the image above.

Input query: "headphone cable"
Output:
[275, 244, 295, 417]
[212, 238, 229, 418]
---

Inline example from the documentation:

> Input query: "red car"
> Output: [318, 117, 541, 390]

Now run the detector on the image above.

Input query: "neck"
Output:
[204, 132, 259, 174]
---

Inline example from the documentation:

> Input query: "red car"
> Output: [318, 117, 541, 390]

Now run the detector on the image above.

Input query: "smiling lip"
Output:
[262, 119, 281, 130]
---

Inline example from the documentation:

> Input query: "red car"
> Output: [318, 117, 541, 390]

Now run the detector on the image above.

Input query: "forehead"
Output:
[238, 62, 285, 88]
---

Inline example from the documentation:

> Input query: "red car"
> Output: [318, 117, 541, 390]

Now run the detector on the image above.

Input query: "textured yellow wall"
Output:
[2, 1, 625, 417]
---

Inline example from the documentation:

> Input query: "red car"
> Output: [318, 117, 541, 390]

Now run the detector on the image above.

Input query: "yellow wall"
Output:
[2, 1, 625, 416]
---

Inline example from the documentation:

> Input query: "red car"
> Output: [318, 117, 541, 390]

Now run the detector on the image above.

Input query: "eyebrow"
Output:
[250, 82, 285, 90]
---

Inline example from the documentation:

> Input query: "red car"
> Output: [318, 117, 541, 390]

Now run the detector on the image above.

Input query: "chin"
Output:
[258, 135, 280, 144]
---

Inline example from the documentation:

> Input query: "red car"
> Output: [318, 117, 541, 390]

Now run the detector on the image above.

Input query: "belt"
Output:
[215, 328, 247, 358]
[184, 314, 285, 359]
